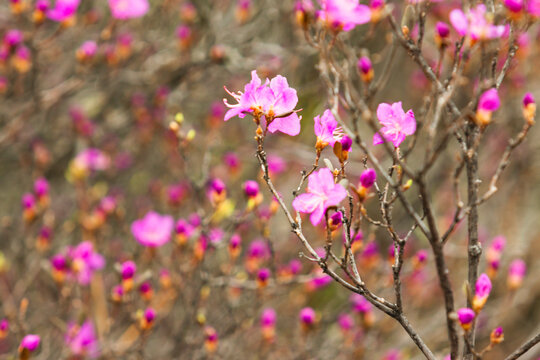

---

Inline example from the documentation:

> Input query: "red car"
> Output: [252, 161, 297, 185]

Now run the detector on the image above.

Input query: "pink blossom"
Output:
[224, 70, 301, 136]
[373, 102, 416, 147]
[449, 5, 508, 41]
[47, 0, 80, 22]
[74, 148, 111, 172]
[108, 0, 149, 19]
[267, 155, 286, 175]
[314, 109, 343, 148]
[350, 294, 371, 313]
[3, 30, 23, 48]
[65, 321, 99, 358]
[292, 168, 347, 225]
[131, 211, 174, 247]
[337, 313, 354, 331]
[528, 0, 540, 16]
[68, 241, 105, 285]
[317, 0, 371, 32]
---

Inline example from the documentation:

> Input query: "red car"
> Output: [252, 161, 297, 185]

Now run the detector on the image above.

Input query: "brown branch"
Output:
[504, 331, 540, 360]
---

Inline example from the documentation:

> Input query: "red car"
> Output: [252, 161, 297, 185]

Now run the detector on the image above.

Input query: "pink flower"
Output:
[373, 102, 416, 147]
[131, 211, 174, 247]
[108, 0, 149, 19]
[449, 5, 508, 41]
[472, 273, 492, 311]
[74, 148, 110, 172]
[65, 321, 99, 358]
[47, 0, 80, 22]
[314, 109, 343, 149]
[292, 168, 347, 225]
[69, 241, 105, 285]
[337, 313, 354, 331]
[317, 0, 371, 32]
[268, 155, 286, 175]
[3, 30, 23, 48]
[350, 294, 371, 313]
[224, 70, 301, 136]
[528, 0, 540, 16]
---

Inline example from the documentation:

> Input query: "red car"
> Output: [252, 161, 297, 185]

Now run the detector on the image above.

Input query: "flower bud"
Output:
[507, 259, 526, 290]
[522, 92, 536, 124]
[139, 282, 153, 302]
[260, 308, 276, 342]
[475, 89, 500, 127]
[139, 308, 156, 330]
[490, 326, 504, 344]
[204, 326, 218, 353]
[19, 334, 40, 359]
[326, 212, 342, 231]
[435, 21, 450, 48]
[0, 319, 9, 339]
[457, 308, 475, 331]
[228, 233, 242, 259]
[256, 268, 271, 288]
[359, 168, 376, 189]
[299, 307, 316, 329]
[472, 273, 492, 312]
[358, 56, 374, 82]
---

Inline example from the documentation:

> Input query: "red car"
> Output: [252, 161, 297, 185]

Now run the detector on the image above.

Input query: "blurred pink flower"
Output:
[74, 148, 111, 172]
[65, 321, 99, 358]
[69, 241, 105, 285]
[224, 70, 301, 136]
[292, 168, 347, 225]
[508, 259, 526, 290]
[131, 211, 174, 247]
[108, 0, 149, 19]
[317, 0, 371, 32]
[449, 5, 508, 41]
[299, 307, 316, 325]
[373, 102, 416, 147]
[47, 0, 80, 22]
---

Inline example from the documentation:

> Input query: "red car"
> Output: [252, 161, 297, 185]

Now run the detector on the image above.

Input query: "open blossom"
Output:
[47, 0, 80, 22]
[373, 102, 416, 147]
[224, 70, 301, 136]
[68, 241, 105, 285]
[472, 273, 492, 312]
[314, 109, 343, 150]
[292, 168, 347, 225]
[108, 0, 149, 19]
[131, 211, 174, 247]
[449, 5, 508, 42]
[65, 321, 99, 358]
[317, 0, 371, 32]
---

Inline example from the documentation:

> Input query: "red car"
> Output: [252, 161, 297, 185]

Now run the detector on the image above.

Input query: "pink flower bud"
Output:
[22, 193, 36, 209]
[121, 261, 136, 280]
[523, 92, 535, 107]
[299, 307, 316, 325]
[144, 308, 155, 323]
[4, 29, 23, 48]
[504, 0, 523, 13]
[436, 21, 450, 38]
[359, 168, 376, 188]
[478, 89, 500, 112]
[457, 308, 475, 330]
[340, 135, 352, 151]
[261, 308, 276, 327]
[243, 180, 259, 198]
[472, 273, 492, 312]
[357, 56, 372, 75]
[337, 313, 354, 332]
[19, 334, 40, 352]
[490, 326, 504, 344]
[507, 259, 526, 290]
[34, 177, 49, 198]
